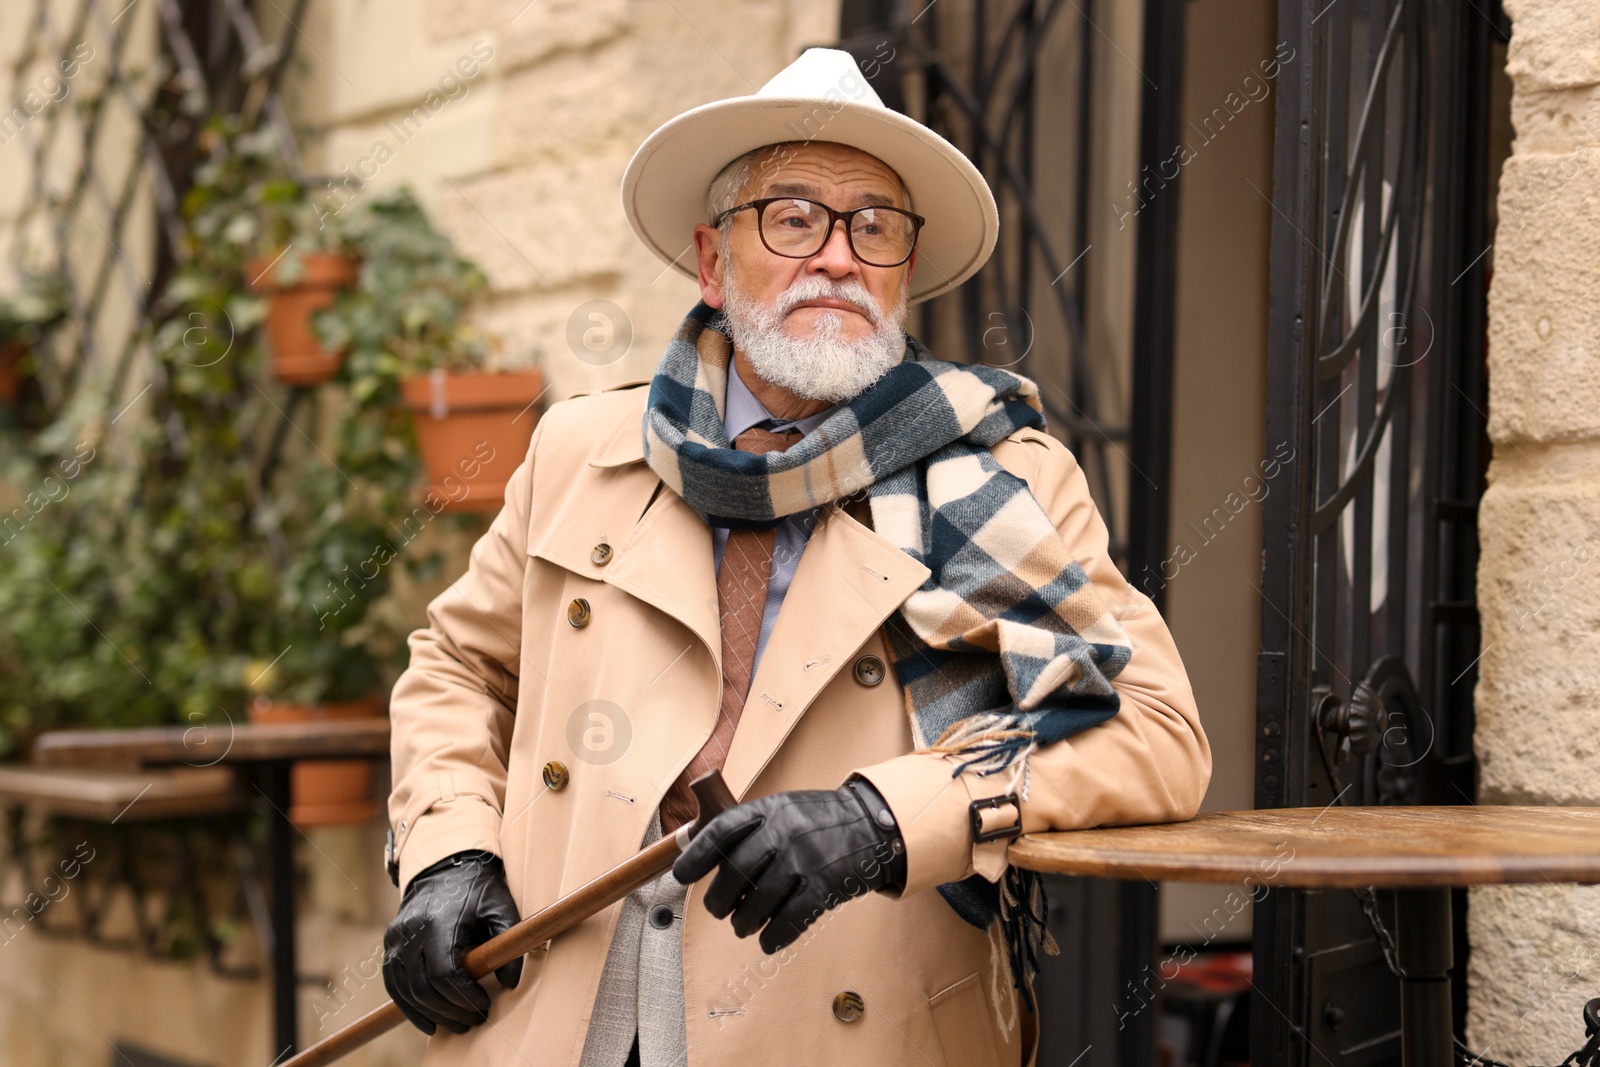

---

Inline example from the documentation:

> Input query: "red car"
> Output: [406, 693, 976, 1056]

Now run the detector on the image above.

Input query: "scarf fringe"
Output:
[927, 714, 1040, 776]
[932, 722, 1062, 1007]
[987, 911, 1020, 1038]
[999, 865, 1061, 1015]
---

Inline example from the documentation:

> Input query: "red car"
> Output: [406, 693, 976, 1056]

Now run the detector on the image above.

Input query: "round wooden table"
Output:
[1009, 806, 1600, 1067]
[34, 720, 392, 1060]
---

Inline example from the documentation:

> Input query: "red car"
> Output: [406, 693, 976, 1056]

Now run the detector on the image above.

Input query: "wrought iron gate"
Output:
[838, 2, 1187, 1064]
[1253, 0, 1502, 1061]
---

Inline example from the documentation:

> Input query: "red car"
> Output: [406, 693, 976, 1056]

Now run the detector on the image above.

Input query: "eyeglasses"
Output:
[714, 196, 925, 268]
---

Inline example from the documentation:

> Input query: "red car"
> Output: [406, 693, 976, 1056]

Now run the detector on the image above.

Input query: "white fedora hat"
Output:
[621, 47, 998, 304]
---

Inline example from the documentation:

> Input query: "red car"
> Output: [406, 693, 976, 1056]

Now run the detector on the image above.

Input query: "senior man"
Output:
[381, 48, 1209, 1067]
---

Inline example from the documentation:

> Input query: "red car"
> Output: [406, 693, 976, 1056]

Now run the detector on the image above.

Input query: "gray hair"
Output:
[704, 142, 912, 228]
[706, 145, 770, 223]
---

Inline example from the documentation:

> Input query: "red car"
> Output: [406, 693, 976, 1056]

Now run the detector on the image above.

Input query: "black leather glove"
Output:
[672, 777, 907, 953]
[382, 850, 523, 1035]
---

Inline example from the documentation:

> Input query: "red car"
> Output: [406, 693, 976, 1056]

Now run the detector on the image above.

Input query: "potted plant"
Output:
[245, 190, 358, 387]
[243, 650, 386, 828]
[232, 345, 426, 824]
[249, 247, 359, 386]
[184, 123, 358, 386]
[1, 340, 27, 405]
[317, 190, 544, 513]
[396, 328, 544, 513]
[0, 123, 430, 823]
[233, 443, 414, 826]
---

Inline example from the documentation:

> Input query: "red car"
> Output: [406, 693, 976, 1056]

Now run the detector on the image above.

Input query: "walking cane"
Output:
[282, 770, 739, 1067]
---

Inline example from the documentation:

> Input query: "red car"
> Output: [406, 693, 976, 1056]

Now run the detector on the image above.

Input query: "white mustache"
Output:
[774, 278, 882, 327]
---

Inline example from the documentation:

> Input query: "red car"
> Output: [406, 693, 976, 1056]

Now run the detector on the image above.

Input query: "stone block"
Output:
[1487, 151, 1600, 445]
[1467, 884, 1600, 1066]
[474, 252, 703, 405]
[425, 0, 630, 71]
[0, 4, 31, 66]
[787, 0, 845, 57]
[1505, 0, 1600, 92]
[310, 0, 505, 128]
[608, 0, 793, 111]
[1475, 466, 1600, 803]
[298, 915, 391, 1040]
[1509, 82, 1600, 155]
[495, 48, 650, 167]
[313, 79, 497, 214]
[431, 151, 639, 292]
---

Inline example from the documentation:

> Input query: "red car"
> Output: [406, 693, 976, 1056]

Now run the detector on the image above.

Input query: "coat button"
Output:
[648, 904, 674, 929]
[567, 598, 591, 627]
[832, 990, 865, 1023]
[591, 542, 613, 566]
[542, 761, 569, 790]
[853, 655, 885, 686]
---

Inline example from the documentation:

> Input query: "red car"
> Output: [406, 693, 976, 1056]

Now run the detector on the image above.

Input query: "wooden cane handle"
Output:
[282, 770, 737, 1067]
[688, 768, 738, 827]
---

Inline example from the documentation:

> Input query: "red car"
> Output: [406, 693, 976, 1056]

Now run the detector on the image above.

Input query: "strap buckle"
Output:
[969, 793, 1023, 844]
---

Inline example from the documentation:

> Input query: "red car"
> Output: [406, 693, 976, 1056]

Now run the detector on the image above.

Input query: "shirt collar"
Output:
[723, 362, 835, 439]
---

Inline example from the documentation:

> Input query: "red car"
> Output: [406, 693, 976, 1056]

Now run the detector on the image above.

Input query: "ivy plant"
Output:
[0, 119, 488, 756]
[315, 187, 499, 390]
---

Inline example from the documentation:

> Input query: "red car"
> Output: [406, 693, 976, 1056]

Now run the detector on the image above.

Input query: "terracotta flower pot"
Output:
[400, 369, 546, 513]
[247, 252, 358, 386]
[0, 342, 26, 404]
[247, 695, 383, 826]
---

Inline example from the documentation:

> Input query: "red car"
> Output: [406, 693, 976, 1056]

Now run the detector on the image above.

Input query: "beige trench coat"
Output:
[387, 382, 1211, 1067]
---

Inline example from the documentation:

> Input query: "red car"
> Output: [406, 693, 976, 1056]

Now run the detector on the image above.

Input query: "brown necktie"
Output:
[659, 425, 802, 834]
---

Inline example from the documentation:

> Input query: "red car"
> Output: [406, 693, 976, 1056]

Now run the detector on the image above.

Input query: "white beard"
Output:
[720, 268, 908, 404]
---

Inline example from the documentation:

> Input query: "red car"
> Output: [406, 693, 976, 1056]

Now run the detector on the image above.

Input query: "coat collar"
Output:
[577, 496, 930, 803]
[589, 380, 652, 468]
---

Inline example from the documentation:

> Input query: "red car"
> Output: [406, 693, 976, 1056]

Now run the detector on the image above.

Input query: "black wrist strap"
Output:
[844, 777, 908, 891]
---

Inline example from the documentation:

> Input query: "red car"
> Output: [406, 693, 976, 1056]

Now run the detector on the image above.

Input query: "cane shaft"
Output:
[461, 833, 681, 976]
[282, 771, 737, 1067]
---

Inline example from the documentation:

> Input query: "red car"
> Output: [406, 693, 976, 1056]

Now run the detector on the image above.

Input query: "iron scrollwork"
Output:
[1313, 655, 1427, 806]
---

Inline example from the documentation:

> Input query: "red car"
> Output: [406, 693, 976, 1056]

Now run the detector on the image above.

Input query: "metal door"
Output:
[1253, 0, 1504, 1062]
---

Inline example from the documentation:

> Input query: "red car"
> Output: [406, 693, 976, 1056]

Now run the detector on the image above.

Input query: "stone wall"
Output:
[1470, 0, 1600, 1058]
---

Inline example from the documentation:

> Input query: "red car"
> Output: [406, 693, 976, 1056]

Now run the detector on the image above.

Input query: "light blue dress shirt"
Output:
[711, 368, 834, 674]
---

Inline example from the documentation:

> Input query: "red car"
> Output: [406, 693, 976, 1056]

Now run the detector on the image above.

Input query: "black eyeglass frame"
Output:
[713, 196, 927, 268]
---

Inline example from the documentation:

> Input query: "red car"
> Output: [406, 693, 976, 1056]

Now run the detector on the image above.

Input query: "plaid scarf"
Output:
[643, 302, 1134, 1008]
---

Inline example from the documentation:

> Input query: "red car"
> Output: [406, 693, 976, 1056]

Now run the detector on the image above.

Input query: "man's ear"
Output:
[694, 223, 726, 308]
